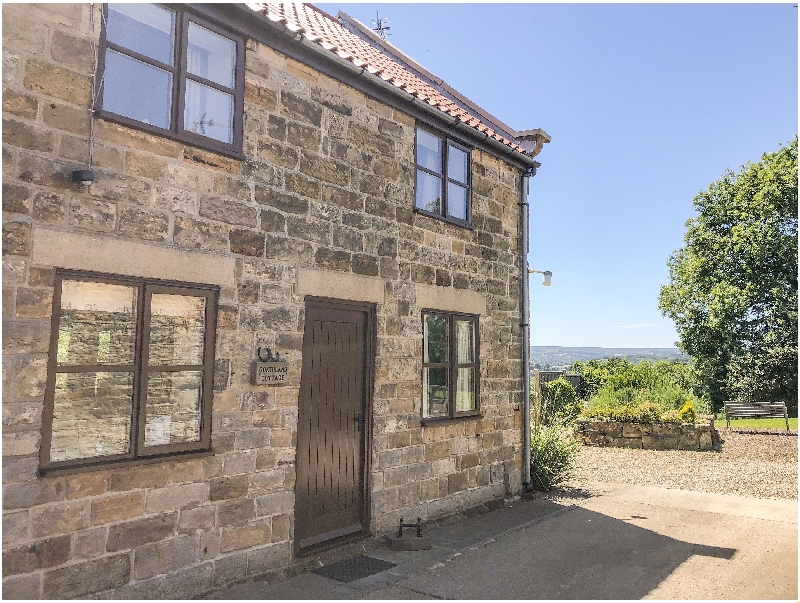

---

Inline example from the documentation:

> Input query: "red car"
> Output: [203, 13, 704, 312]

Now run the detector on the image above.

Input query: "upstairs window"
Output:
[422, 312, 480, 420]
[98, 4, 245, 156]
[40, 271, 218, 473]
[415, 127, 472, 226]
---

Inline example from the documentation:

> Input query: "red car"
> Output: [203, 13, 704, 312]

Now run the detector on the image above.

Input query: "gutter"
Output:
[242, 6, 541, 169]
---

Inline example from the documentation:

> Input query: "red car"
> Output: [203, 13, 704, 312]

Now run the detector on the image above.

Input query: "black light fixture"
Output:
[72, 169, 95, 186]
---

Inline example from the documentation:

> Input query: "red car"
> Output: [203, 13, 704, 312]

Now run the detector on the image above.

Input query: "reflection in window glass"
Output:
[447, 182, 468, 221]
[187, 22, 236, 88]
[424, 367, 448, 418]
[50, 372, 134, 461]
[416, 129, 442, 173]
[103, 50, 172, 129]
[455, 320, 474, 363]
[149, 294, 206, 366]
[455, 367, 475, 412]
[424, 315, 448, 363]
[447, 145, 468, 184]
[145, 371, 202, 446]
[184, 80, 233, 143]
[58, 280, 138, 365]
[416, 170, 442, 214]
[107, 3, 175, 65]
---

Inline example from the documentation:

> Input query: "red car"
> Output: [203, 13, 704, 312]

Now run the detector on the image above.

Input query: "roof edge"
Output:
[336, 11, 522, 141]
[237, 3, 544, 166]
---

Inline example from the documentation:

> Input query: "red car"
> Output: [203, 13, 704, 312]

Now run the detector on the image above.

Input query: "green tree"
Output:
[659, 138, 798, 412]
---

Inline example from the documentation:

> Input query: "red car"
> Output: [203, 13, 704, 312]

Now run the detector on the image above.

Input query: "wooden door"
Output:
[295, 298, 373, 551]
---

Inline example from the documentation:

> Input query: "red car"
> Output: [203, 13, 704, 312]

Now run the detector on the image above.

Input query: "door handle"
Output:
[354, 414, 366, 430]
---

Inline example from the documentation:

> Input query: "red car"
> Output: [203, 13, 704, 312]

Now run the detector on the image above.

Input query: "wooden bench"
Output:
[724, 401, 790, 430]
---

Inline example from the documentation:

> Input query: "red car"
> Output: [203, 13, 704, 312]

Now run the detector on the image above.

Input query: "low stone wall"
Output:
[576, 416, 717, 451]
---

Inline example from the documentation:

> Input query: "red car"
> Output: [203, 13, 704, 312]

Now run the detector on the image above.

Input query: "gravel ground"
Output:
[569, 430, 798, 500]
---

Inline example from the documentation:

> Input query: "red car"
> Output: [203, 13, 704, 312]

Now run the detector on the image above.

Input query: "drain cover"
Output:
[311, 555, 397, 583]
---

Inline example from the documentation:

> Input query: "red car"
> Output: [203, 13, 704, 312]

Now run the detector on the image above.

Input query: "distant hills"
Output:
[530, 346, 689, 370]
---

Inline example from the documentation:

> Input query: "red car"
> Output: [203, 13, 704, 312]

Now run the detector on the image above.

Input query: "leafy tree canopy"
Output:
[659, 138, 798, 411]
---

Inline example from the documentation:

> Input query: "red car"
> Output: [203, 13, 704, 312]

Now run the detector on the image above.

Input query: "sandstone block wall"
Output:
[576, 418, 716, 451]
[2, 3, 525, 598]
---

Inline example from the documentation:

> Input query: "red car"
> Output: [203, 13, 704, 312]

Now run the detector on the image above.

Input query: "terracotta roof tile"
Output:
[246, 2, 528, 154]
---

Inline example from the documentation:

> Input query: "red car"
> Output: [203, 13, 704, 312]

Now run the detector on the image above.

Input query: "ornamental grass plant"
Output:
[529, 424, 581, 492]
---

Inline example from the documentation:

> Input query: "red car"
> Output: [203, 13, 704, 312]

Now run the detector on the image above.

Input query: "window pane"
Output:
[455, 367, 476, 412]
[448, 145, 468, 184]
[416, 170, 442, 214]
[107, 3, 175, 65]
[424, 367, 449, 418]
[455, 320, 474, 363]
[416, 129, 442, 173]
[424, 314, 448, 363]
[144, 371, 202, 446]
[103, 49, 172, 129]
[447, 182, 468, 221]
[58, 280, 137, 366]
[50, 372, 134, 461]
[149, 294, 206, 366]
[187, 22, 236, 88]
[184, 80, 234, 143]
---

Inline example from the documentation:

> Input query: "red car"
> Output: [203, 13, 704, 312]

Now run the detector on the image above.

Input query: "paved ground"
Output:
[201, 481, 797, 600]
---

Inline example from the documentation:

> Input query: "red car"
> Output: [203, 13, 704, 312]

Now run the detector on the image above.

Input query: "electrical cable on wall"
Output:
[74, 3, 105, 185]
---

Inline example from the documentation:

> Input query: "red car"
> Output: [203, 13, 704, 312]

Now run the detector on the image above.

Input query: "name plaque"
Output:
[252, 361, 289, 385]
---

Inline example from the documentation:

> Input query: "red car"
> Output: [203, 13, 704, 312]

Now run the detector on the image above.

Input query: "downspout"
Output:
[520, 165, 537, 493]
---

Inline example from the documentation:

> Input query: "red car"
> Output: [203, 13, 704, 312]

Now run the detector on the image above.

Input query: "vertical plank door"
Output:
[295, 299, 371, 551]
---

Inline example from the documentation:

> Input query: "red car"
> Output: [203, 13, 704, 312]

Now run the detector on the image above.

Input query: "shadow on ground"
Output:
[395, 504, 737, 600]
[202, 495, 739, 600]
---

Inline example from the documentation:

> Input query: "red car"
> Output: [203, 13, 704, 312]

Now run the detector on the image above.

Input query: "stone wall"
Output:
[2, 3, 524, 598]
[576, 418, 717, 451]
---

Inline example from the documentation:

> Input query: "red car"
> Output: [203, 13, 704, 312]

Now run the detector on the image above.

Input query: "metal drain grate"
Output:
[311, 555, 397, 583]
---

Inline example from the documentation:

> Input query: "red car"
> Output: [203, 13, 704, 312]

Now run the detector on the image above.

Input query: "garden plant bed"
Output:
[576, 417, 716, 450]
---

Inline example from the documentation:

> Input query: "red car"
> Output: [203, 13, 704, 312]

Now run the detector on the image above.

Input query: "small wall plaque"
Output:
[253, 361, 289, 385]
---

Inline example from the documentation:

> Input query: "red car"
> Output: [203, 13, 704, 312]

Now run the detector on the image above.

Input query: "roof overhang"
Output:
[230, 3, 547, 169]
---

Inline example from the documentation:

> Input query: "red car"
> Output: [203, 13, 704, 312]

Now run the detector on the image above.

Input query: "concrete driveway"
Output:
[201, 481, 797, 600]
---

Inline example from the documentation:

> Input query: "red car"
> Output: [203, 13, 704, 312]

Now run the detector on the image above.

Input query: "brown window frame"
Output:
[39, 270, 219, 475]
[96, 3, 246, 159]
[414, 125, 473, 228]
[420, 310, 480, 424]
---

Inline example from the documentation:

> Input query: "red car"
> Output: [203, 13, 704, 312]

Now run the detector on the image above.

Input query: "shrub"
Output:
[678, 400, 696, 423]
[632, 401, 662, 424]
[529, 425, 580, 492]
[570, 358, 710, 403]
[579, 375, 705, 424]
[659, 409, 682, 423]
[580, 402, 616, 421]
[540, 377, 580, 426]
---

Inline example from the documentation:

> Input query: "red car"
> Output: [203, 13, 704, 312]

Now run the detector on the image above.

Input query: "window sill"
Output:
[97, 112, 245, 161]
[413, 207, 474, 230]
[38, 448, 214, 478]
[421, 413, 481, 427]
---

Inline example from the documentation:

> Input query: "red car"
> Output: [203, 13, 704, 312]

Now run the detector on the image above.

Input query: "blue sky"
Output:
[327, 3, 798, 348]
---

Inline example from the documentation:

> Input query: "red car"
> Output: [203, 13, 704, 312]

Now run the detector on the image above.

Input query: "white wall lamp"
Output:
[529, 268, 552, 287]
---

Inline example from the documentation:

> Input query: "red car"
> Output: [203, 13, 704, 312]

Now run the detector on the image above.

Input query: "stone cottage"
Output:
[1, 3, 550, 598]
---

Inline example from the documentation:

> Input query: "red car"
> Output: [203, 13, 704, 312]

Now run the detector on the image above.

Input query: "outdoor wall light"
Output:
[72, 169, 95, 186]
[529, 268, 552, 286]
